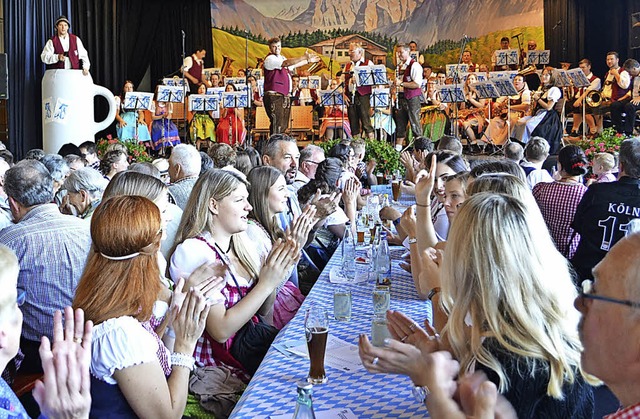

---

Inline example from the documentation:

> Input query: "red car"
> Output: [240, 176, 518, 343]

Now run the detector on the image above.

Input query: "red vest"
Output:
[48, 34, 80, 70]
[264, 53, 291, 96]
[609, 69, 631, 101]
[575, 73, 598, 96]
[345, 61, 372, 96]
[188, 56, 203, 84]
[402, 59, 421, 99]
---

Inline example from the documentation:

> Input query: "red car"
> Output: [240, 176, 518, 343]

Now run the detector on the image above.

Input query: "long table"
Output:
[230, 222, 433, 418]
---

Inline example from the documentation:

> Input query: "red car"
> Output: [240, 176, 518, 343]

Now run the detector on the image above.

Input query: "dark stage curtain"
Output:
[544, 0, 640, 77]
[5, 0, 71, 159]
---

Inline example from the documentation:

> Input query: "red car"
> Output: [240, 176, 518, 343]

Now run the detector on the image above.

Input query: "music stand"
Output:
[489, 70, 518, 82]
[526, 50, 550, 67]
[162, 78, 187, 87]
[494, 49, 520, 69]
[354, 65, 389, 87]
[188, 94, 219, 145]
[567, 68, 592, 142]
[370, 87, 391, 140]
[490, 76, 520, 141]
[437, 84, 465, 137]
[471, 81, 502, 152]
[123, 92, 154, 141]
[446, 64, 469, 81]
[224, 77, 246, 87]
[206, 87, 225, 119]
[319, 88, 346, 140]
[300, 76, 321, 90]
[155, 86, 185, 153]
[221, 90, 249, 146]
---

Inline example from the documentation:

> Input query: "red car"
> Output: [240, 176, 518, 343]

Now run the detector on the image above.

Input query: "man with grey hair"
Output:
[521, 136, 553, 189]
[293, 144, 325, 192]
[168, 144, 201, 210]
[0, 159, 10, 230]
[574, 232, 640, 418]
[0, 160, 90, 373]
[344, 42, 375, 139]
[62, 167, 108, 219]
[572, 137, 640, 282]
[40, 153, 70, 196]
[610, 58, 640, 136]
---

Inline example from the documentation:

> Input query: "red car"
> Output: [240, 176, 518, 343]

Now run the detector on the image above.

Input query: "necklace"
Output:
[558, 176, 580, 184]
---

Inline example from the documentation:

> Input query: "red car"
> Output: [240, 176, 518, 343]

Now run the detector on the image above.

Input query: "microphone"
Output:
[511, 33, 523, 38]
[553, 20, 562, 30]
[181, 30, 185, 39]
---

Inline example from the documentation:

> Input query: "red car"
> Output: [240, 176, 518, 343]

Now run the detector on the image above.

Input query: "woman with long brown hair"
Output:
[74, 195, 216, 418]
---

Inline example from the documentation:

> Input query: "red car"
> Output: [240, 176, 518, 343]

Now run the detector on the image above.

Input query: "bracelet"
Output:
[392, 218, 401, 226]
[427, 287, 441, 301]
[171, 352, 195, 371]
[415, 202, 429, 208]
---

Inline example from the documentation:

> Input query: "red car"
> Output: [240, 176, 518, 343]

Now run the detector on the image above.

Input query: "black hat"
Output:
[55, 15, 70, 27]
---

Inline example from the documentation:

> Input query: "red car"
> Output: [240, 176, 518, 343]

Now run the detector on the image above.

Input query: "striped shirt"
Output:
[0, 204, 91, 341]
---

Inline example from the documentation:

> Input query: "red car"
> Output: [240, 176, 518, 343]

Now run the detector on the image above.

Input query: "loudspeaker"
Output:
[0, 54, 7, 100]
[632, 12, 640, 49]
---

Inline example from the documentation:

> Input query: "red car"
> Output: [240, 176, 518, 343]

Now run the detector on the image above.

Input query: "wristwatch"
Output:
[427, 287, 441, 301]
[412, 384, 430, 404]
[408, 237, 418, 245]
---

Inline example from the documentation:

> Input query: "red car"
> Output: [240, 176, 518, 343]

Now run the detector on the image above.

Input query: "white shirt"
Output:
[263, 54, 292, 94]
[40, 34, 90, 70]
[182, 54, 203, 72]
[400, 58, 423, 89]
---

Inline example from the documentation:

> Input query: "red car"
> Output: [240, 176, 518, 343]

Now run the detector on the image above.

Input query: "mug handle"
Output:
[92, 85, 118, 135]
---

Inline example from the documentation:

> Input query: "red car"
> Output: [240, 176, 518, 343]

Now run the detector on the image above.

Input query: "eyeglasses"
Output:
[17, 289, 26, 307]
[303, 160, 321, 166]
[580, 280, 640, 309]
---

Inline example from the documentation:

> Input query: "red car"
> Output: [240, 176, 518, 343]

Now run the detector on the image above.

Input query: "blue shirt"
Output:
[0, 377, 28, 418]
[0, 204, 91, 341]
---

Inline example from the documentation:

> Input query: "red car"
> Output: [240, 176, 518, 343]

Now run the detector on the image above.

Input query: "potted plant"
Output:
[96, 135, 152, 163]
[317, 138, 402, 178]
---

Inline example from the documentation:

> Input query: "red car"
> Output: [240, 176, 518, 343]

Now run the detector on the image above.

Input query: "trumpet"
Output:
[586, 90, 604, 108]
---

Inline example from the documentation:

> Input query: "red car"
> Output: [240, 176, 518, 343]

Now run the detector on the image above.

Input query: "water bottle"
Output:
[292, 381, 317, 419]
[381, 193, 390, 208]
[376, 231, 392, 287]
[341, 221, 356, 278]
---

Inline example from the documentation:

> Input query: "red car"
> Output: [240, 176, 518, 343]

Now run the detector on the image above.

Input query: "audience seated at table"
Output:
[359, 192, 595, 418]
[73, 195, 215, 417]
[170, 169, 300, 379]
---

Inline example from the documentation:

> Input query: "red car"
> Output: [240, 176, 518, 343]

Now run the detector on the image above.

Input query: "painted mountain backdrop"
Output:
[213, 0, 543, 46]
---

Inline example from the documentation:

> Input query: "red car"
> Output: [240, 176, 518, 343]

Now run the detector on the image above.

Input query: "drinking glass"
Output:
[305, 305, 329, 384]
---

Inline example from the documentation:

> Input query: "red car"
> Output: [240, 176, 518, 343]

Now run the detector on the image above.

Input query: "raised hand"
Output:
[286, 205, 317, 247]
[414, 154, 437, 205]
[33, 307, 93, 419]
[172, 288, 211, 354]
[258, 238, 301, 287]
[311, 190, 341, 221]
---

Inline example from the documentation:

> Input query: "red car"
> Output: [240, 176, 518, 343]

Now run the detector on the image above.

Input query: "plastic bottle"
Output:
[376, 231, 392, 287]
[341, 221, 356, 278]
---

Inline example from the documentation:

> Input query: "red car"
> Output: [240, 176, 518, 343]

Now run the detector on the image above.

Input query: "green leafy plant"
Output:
[577, 127, 624, 160]
[96, 135, 152, 163]
[316, 138, 402, 176]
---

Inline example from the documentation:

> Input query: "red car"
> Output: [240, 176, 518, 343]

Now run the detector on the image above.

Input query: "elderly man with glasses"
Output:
[575, 232, 640, 418]
[292, 144, 325, 192]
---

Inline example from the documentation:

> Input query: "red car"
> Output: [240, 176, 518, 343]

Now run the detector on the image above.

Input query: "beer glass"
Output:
[305, 305, 329, 384]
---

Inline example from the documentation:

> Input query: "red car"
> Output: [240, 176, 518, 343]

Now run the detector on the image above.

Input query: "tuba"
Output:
[585, 90, 603, 108]
[220, 55, 234, 77]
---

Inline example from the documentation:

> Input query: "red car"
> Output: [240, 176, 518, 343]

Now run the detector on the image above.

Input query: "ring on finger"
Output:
[371, 356, 379, 366]
[400, 335, 409, 342]
[408, 322, 419, 332]
[73, 337, 82, 343]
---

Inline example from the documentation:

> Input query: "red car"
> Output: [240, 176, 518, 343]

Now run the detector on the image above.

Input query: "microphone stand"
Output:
[451, 35, 469, 139]
[181, 30, 188, 144]
[244, 30, 252, 148]
[328, 37, 337, 80]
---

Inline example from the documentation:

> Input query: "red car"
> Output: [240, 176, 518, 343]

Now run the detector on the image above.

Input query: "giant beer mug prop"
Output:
[42, 70, 117, 154]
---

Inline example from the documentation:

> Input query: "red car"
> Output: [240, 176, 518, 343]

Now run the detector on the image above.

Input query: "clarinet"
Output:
[395, 64, 401, 110]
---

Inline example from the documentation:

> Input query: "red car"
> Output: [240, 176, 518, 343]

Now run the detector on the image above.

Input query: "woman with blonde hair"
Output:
[359, 193, 594, 418]
[74, 195, 216, 418]
[170, 169, 300, 377]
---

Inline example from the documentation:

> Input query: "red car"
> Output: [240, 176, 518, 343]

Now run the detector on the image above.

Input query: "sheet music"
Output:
[555, 69, 573, 87]
[354, 65, 388, 87]
[370, 88, 390, 108]
[436, 84, 465, 103]
[495, 49, 519, 66]
[162, 78, 187, 87]
[300, 76, 321, 90]
[471, 81, 500, 99]
[490, 77, 519, 96]
[123, 92, 154, 110]
[446, 64, 469, 79]
[224, 77, 246, 86]
[221, 91, 249, 108]
[188, 94, 219, 112]
[156, 86, 185, 103]
[319, 90, 344, 106]
[489, 71, 517, 82]
[567, 68, 591, 88]
[526, 50, 550, 66]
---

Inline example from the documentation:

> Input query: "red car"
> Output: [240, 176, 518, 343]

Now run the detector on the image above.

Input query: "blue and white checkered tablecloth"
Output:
[230, 244, 432, 419]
